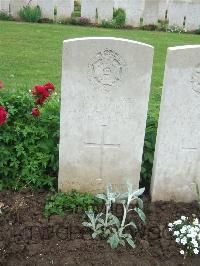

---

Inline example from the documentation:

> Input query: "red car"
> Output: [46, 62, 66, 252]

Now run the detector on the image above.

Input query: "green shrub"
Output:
[0, 11, 12, 21]
[44, 191, 102, 217]
[74, 0, 81, 12]
[195, 26, 200, 34]
[156, 19, 169, 32]
[19, 5, 42, 23]
[66, 16, 90, 26]
[113, 8, 126, 28]
[140, 115, 157, 187]
[0, 87, 59, 191]
[141, 24, 157, 31]
[101, 19, 114, 28]
[38, 18, 54, 24]
[71, 11, 81, 18]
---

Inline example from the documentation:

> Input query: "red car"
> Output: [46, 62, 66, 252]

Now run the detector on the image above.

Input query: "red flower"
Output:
[0, 81, 4, 89]
[36, 96, 47, 105]
[44, 82, 55, 91]
[31, 82, 55, 105]
[0, 106, 8, 125]
[32, 107, 40, 117]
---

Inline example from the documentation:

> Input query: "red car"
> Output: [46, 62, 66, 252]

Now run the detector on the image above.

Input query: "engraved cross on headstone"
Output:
[85, 125, 120, 180]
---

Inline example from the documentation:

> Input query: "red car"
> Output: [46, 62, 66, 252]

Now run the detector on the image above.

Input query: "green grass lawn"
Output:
[0, 21, 200, 118]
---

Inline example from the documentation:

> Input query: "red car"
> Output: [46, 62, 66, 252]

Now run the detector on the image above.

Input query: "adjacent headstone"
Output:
[126, 0, 145, 27]
[143, 0, 159, 25]
[10, 0, 27, 18]
[59, 37, 153, 193]
[0, 0, 10, 13]
[185, 0, 200, 31]
[98, 0, 114, 22]
[37, 0, 54, 19]
[56, 0, 74, 19]
[81, 0, 114, 23]
[81, 0, 98, 22]
[151, 45, 200, 202]
[114, 0, 127, 10]
[168, 0, 187, 28]
[158, 0, 169, 20]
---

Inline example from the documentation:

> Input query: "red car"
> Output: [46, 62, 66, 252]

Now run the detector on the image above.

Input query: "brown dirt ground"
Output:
[0, 189, 199, 266]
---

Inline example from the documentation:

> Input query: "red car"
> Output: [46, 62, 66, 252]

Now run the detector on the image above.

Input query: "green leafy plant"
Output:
[140, 24, 157, 31]
[0, 11, 12, 21]
[71, 11, 81, 18]
[101, 19, 115, 28]
[113, 8, 126, 28]
[0, 86, 59, 191]
[83, 181, 145, 249]
[74, 0, 81, 12]
[141, 115, 157, 187]
[19, 5, 42, 23]
[156, 19, 169, 32]
[44, 191, 102, 217]
[195, 183, 200, 208]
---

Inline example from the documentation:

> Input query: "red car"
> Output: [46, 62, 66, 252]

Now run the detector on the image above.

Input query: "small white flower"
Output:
[173, 231, 180, 236]
[176, 238, 180, 243]
[181, 237, 187, 245]
[180, 250, 185, 255]
[174, 220, 182, 225]
[193, 218, 199, 226]
[168, 223, 173, 227]
[191, 240, 198, 248]
[180, 227, 187, 234]
[193, 248, 199, 255]
[181, 216, 186, 221]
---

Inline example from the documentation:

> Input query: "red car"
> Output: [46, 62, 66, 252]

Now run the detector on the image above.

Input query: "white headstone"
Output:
[126, 0, 145, 27]
[151, 45, 200, 202]
[59, 37, 154, 193]
[114, 0, 126, 10]
[168, 0, 187, 28]
[55, 0, 74, 19]
[81, 0, 114, 23]
[158, 0, 169, 20]
[98, 0, 114, 22]
[185, 0, 200, 31]
[81, 0, 97, 22]
[37, 0, 54, 19]
[143, 0, 159, 25]
[10, 0, 27, 18]
[0, 0, 10, 13]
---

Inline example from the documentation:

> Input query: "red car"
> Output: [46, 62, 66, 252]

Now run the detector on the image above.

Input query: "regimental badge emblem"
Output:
[88, 49, 127, 91]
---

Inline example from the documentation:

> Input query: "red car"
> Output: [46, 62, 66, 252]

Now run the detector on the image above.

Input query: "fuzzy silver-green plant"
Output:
[82, 181, 145, 249]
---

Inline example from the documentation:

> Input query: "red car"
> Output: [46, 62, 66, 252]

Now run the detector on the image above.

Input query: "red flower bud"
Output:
[44, 82, 55, 91]
[32, 107, 40, 117]
[0, 106, 8, 125]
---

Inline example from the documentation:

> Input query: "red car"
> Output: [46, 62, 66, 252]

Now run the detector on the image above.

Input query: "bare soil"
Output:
[0, 189, 199, 266]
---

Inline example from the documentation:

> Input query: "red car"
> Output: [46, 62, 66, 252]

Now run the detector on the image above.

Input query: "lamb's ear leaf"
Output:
[107, 233, 120, 249]
[134, 207, 146, 223]
[126, 237, 135, 248]
[136, 197, 144, 209]
[96, 194, 106, 200]
[132, 187, 145, 198]
[128, 221, 137, 229]
[82, 222, 92, 228]
[92, 232, 97, 239]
